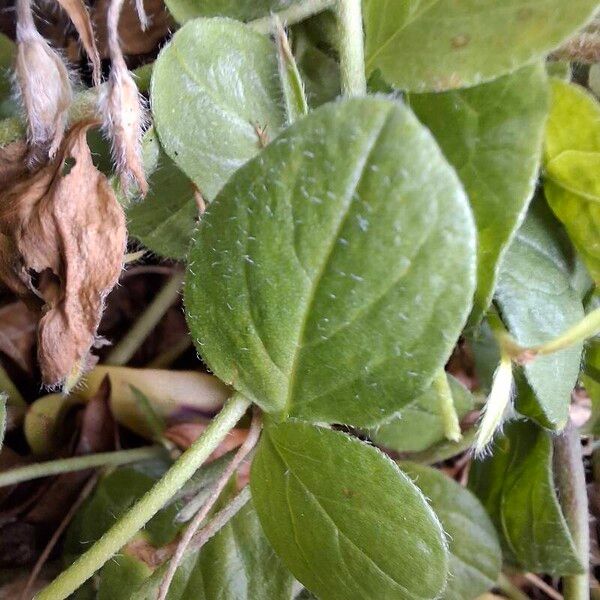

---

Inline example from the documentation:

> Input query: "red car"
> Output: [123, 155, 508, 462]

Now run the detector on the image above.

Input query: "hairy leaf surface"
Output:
[544, 79, 600, 283]
[251, 421, 449, 600]
[152, 18, 286, 200]
[185, 97, 476, 426]
[165, 0, 297, 25]
[400, 462, 501, 600]
[469, 420, 582, 574]
[410, 64, 549, 322]
[363, 0, 598, 92]
[495, 201, 584, 429]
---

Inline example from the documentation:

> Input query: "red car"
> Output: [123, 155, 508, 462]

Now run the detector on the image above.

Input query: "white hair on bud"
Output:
[474, 354, 514, 456]
[99, 0, 149, 196]
[15, 0, 73, 164]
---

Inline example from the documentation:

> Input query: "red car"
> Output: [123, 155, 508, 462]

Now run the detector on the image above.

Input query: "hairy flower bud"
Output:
[15, 0, 73, 163]
[100, 0, 148, 195]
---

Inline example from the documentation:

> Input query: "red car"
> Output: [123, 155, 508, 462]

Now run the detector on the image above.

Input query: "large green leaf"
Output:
[185, 97, 476, 426]
[165, 0, 297, 25]
[400, 462, 501, 600]
[495, 200, 585, 429]
[469, 419, 582, 575]
[127, 129, 198, 260]
[251, 421, 449, 600]
[370, 374, 474, 453]
[151, 18, 286, 200]
[363, 0, 597, 92]
[544, 79, 600, 283]
[409, 63, 549, 323]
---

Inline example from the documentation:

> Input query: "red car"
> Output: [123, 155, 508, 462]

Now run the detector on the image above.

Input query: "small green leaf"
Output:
[363, 0, 598, 92]
[185, 97, 476, 426]
[127, 130, 198, 260]
[370, 375, 474, 453]
[495, 200, 585, 429]
[544, 79, 600, 283]
[251, 421, 449, 600]
[151, 18, 286, 200]
[400, 462, 501, 600]
[164, 0, 297, 25]
[409, 63, 549, 323]
[469, 419, 582, 575]
[98, 556, 153, 600]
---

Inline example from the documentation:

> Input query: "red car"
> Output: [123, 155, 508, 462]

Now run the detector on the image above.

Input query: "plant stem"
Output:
[250, 0, 335, 34]
[158, 410, 262, 600]
[34, 393, 251, 600]
[531, 307, 600, 356]
[337, 0, 367, 96]
[105, 271, 184, 366]
[0, 446, 164, 488]
[497, 573, 530, 600]
[433, 370, 462, 442]
[554, 421, 589, 600]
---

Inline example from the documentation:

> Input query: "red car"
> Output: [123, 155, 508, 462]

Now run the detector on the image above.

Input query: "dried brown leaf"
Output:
[0, 302, 37, 373]
[0, 121, 127, 387]
[165, 423, 247, 459]
[55, 0, 102, 86]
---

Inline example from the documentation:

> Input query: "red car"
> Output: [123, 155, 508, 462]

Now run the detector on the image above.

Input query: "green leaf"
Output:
[495, 200, 585, 429]
[164, 0, 297, 25]
[64, 467, 182, 561]
[363, 0, 597, 92]
[127, 130, 198, 260]
[98, 556, 153, 600]
[251, 421, 449, 600]
[370, 374, 474, 453]
[151, 18, 286, 200]
[400, 462, 501, 600]
[185, 97, 476, 426]
[544, 79, 600, 283]
[409, 63, 549, 323]
[469, 419, 582, 575]
[583, 340, 600, 436]
[158, 499, 294, 600]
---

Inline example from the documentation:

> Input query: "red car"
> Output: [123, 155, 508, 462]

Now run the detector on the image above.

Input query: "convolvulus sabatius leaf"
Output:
[363, 0, 598, 92]
[469, 420, 582, 575]
[251, 421, 449, 600]
[127, 130, 198, 260]
[409, 63, 549, 324]
[400, 462, 501, 600]
[544, 78, 600, 283]
[370, 374, 473, 453]
[164, 0, 297, 25]
[185, 97, 476, 426]
[495, 201, 585, 429]
[151, 18, 286, 201]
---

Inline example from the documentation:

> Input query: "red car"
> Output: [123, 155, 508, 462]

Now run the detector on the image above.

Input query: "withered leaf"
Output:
[0, 121, 127, 387]
[0, 302, 37, 373]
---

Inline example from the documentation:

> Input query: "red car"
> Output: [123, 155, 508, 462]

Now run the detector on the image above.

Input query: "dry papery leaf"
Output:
[0, 302, 38, 373]
[0, 120, 127, 388]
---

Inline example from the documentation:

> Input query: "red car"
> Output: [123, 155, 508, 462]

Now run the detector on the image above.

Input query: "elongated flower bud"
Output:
[474, 355, 514, 455]
[15, 0, 73, 163]
[100, 0, 148, 195]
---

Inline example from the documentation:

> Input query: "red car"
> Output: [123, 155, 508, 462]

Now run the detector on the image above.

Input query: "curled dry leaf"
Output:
[0, 121, 127, 388]
[100, 0, 149, 195]
[55, 0, 102, 86]
[0, 302, 38, 373]
[15, 0, 73, 162]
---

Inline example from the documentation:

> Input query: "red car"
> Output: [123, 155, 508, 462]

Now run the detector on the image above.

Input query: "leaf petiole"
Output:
[432, 370, 462, 443]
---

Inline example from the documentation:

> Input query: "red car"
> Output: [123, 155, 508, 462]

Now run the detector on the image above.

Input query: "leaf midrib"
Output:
[282, 108, 395, 417]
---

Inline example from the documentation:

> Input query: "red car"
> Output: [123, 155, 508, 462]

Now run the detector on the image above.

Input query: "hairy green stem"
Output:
[433, 370, 461, 442]
[337, 0, 367, 96]
[250, 0, 335, 34]
[106, 271, 184, 366]
[0, 446, 164, 488]
[554, 421, 589, 600]
[35, 393, 251, 600]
